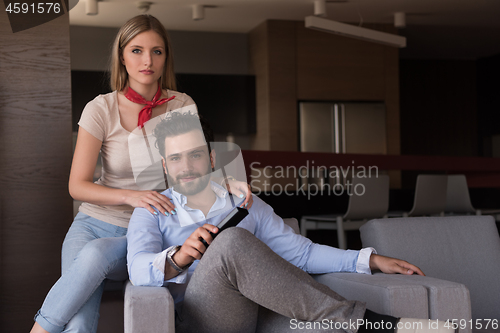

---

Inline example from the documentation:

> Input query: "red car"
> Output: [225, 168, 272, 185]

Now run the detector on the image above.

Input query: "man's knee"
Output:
[209, 227, 254, 252]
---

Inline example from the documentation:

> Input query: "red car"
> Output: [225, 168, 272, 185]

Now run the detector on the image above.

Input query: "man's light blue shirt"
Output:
[127, 182, 374, 305]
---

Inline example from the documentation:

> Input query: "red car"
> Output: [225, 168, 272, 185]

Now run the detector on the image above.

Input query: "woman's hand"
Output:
[124, 190, 176, 216]
[369, 254, 425, 276]
[70, 128, 176, 215]
[225, 179, 253, 209]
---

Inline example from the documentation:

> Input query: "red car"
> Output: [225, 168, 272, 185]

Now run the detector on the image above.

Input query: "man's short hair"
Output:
[153, 111, 214, 159]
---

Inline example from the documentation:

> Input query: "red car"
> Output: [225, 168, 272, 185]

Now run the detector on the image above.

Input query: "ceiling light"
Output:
[85, 0, 98, 15]
[192, 4, 204, 20]
[305, 16, 406, 48]
[136, 2, 152, 14]
[314, 0, 326, 17]
[394, 12, 406, 28]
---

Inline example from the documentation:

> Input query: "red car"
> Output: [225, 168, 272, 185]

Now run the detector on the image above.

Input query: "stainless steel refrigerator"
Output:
[299, 102, 387, 187]
[299, 102, 387, 155]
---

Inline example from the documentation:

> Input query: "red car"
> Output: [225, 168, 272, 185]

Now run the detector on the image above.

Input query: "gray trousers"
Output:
[176, 227, 366, 333]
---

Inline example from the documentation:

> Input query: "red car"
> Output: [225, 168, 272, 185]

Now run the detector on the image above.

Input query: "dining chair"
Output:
[300, 175, 389, 249]
[445, 175, 480, 215]
[407, 174, 448, 217]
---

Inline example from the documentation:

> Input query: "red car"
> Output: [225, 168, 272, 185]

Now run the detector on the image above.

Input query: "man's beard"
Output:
[167, 165, 212, 196]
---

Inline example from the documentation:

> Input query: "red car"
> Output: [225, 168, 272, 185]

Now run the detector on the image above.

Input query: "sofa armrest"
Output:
[313, 273, 472, 333]
[312, 273, 429, 318]
[124, 281, 175, 333]
[382, 274, 472, 333]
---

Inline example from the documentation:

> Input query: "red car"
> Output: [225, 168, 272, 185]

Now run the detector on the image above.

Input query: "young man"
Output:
[126, 112, 453, 333]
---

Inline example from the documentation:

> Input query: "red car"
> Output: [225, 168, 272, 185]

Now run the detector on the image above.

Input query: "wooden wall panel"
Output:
[384, 43, 402, 187]
[384, 46, 401, 155]
[249, 20, 298, 151]
[249, 21, 270, 150]
[296, 23, 387, 101]
[267, 21, 297, 151]
[0, 9, 73, 332]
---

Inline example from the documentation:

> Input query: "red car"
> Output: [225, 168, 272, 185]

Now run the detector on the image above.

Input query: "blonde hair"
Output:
[110, 15, 176, 92]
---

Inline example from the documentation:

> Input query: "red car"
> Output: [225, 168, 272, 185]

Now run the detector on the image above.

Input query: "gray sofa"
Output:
[360, 215, 500, 333]
[124, 217, 491, 333]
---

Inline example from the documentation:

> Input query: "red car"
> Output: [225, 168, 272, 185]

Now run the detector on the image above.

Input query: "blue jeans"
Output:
[34, 212, 128, 333]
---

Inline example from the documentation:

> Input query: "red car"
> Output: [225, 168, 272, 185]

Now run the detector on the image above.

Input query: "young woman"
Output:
[31, 14, 251, 333]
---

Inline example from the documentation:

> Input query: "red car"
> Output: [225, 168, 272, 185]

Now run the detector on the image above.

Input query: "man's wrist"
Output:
[166, 246, 192, 273]
[172, 250, 192, 269]
[369, 253, 379, 270]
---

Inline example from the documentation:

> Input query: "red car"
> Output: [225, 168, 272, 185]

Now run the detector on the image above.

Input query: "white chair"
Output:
[387, 174, 448, 218]
[445, 175, 480, 215]
[446, 174, 500, 219]
[300, 175, 389, 249]
[407, 174, 448, 217]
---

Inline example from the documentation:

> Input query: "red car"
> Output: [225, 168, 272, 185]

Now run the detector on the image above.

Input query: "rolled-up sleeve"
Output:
[151, 247, 189, 284]
[355, 247, 376, 274]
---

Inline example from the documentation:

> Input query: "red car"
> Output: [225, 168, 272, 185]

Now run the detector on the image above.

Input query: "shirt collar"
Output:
[169, 181, 244, 227]
[170, 181, 228, 210]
